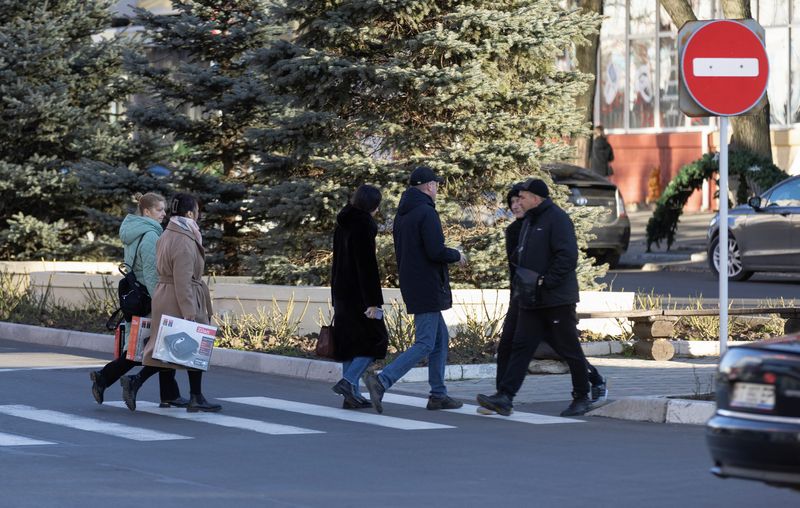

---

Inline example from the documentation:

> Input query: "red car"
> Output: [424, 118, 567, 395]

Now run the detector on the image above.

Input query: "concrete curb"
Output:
[588, 395, 716, 425]
[0, 321, 633, 384]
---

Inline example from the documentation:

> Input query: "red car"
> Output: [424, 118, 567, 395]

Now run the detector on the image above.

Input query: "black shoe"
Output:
[187, 394, 222, 413]
[476, 392, 513, 416]
[365, 374, 385, 414]
[332, 379, 362, 408]
[427, 395, 463, 410]
[120, 375, 141, 412]
[159, 396, 190, 408]
[560, 395, 593, 417]
[591, 377, 608, 402]
[342, 398, 373, 409]
[352, 389, 371, 406]
[90, 371, 105, 405]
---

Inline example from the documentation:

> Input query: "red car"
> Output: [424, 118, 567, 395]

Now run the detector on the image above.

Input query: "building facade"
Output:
[598, 0, 800, 210]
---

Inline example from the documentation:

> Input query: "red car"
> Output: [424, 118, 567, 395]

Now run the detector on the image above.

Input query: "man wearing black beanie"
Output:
[478, 178, 606, 417]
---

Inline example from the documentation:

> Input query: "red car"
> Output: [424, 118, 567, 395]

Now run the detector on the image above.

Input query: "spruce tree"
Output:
[253, 0, 606, 288]
[125, 0, 285, 273]
[0, 0, 143, 259]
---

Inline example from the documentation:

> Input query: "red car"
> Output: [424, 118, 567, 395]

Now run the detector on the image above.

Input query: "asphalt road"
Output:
[600, 267, 800, 304]
[1, 339, 797, 508]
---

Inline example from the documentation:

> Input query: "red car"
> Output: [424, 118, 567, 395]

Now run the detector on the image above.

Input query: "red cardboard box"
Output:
[126, 316, 152, 362]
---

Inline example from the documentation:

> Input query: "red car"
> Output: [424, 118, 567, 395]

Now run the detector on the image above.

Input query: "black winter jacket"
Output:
[515, 199, 580, 308]
[505, 218, 524, 285]
[331, 204, 388, 360]
[393, 187, 461, 315]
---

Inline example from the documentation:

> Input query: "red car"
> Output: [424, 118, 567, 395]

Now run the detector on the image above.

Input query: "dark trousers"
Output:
[498, 303, 591, 399]
[98, 357, 181, 401]
[496, 300, 602, 391]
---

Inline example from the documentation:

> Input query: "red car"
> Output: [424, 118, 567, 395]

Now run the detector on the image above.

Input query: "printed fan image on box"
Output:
[152, 315, 217, 371]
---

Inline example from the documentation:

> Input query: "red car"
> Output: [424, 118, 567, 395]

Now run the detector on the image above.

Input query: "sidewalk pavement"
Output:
[618, 208, 713, 270]
[393, 356, 717, 404]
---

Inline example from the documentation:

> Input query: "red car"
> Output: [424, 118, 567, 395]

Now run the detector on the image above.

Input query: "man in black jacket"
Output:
[366, 166, 467, 414]
[477, 178, 604, 417]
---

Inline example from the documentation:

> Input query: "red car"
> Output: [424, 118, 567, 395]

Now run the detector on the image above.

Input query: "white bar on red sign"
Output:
[692, 58, 759, 77]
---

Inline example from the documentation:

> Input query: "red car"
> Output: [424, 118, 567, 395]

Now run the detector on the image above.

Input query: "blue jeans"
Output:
[378, 311, 449, 397]
[342, 357, 373, 388]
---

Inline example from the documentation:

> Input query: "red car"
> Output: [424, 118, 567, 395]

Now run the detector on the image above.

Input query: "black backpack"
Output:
[106, 235, 153, 330]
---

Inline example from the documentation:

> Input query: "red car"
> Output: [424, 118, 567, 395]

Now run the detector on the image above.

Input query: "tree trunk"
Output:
[574, 0, 603, 168]
[722, 0, 773, 161]
[659, 0, 697, 28]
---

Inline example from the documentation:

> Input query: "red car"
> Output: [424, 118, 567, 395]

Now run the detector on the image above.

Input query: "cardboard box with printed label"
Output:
[126, 316, 152, 362]
[152, 315, 217, 371]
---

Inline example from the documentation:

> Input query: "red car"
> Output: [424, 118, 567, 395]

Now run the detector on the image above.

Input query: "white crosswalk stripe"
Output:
[221, 396, 455, 430]
[106, 401, 323, 435]
[0, 405, 191, 441]
[0, 431, 54, 446]
[376, 394, 583, 425]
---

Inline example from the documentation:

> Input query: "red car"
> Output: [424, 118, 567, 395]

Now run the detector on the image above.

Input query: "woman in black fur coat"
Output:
[330, 184, 389, 409]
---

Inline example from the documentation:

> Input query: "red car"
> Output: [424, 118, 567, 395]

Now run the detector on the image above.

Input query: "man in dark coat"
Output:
[366, 166, 466, 413]
[477, 178, 605, 417]
[590, 125, 614, 177]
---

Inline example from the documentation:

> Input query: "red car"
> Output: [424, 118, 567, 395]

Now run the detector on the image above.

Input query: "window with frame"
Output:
[596, 0, 800, 131]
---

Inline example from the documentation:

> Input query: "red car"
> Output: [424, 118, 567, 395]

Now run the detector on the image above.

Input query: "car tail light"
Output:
[615, 189, 627, 218]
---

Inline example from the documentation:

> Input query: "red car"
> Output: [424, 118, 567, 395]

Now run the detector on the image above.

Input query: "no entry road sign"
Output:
[680, 19, 769, 117]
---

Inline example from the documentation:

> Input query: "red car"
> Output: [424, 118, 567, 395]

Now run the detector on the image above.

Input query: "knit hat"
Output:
[520, 178, 550, 198]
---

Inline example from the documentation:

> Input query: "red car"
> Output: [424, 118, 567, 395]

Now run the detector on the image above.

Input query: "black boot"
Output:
[476, 392, 513, 416]
[120, 375, 141, 412]
[90, 371, 105, 405]
[560, 393, 593, 417]
[332, 379, 363, 408]
[159, 397, 191, 408]
[365, 375, 385, 414]
[187, 394, 222, 413]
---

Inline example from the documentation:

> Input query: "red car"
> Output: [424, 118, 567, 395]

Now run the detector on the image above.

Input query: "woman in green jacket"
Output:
[89, 192, 187, 408]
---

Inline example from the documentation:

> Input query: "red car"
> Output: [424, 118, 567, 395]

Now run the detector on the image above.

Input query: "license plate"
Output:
[731, 382, 775, 410]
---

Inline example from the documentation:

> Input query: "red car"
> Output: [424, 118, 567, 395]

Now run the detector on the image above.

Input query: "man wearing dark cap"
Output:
[477, 178, 605, 417]
[365, 166, 467, 413]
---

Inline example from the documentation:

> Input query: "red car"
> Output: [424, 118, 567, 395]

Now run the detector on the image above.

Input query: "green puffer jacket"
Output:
[119, 214, 162, 297]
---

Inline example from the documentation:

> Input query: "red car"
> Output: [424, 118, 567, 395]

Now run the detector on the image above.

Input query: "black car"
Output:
[544, 163, 631, 268]
[706, 335, 800, 489]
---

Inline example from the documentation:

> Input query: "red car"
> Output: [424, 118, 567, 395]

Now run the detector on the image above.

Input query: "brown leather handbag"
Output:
[315, 322, 336, 359]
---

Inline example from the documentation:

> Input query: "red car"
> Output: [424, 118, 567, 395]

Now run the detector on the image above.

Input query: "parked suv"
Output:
[707, 175, 800, 281]
[543, 163, 631, 268]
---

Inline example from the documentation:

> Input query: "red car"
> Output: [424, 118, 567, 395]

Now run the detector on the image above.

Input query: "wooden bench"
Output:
[577, 307, 800, 361]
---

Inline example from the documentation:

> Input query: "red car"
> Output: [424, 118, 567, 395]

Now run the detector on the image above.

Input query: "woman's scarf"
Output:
[170, 216, 202, 246]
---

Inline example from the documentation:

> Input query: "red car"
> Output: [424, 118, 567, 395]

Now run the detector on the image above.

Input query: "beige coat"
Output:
[142, 221, 213, 370]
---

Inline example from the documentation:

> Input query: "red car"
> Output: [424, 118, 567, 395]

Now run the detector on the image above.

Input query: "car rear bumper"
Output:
[706, 411, 800, 486]
[588, 217, 631, 253]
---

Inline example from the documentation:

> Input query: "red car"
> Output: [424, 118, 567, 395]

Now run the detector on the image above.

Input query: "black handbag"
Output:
[316, 321, 335, 359]
[511, 266, 541, 309]
[106, 235, 152, 329]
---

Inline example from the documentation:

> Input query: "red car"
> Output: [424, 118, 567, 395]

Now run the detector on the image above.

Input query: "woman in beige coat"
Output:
[121, 193, 221, 413]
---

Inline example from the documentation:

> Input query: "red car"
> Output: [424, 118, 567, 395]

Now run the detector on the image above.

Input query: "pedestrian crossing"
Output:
[378, 394, 582, 425]
[0, 404, 190, 442]
[221, 396, 455, 430]
[105, 401, 323, 436]
[0, 393, 582, 447]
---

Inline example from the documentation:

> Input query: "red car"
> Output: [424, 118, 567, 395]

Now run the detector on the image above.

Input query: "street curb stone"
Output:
[588, 395, 716, 425]
[0, 321, 629, 383]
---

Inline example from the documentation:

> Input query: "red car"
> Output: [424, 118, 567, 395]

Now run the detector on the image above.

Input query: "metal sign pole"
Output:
[719, 116, 729, 355]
